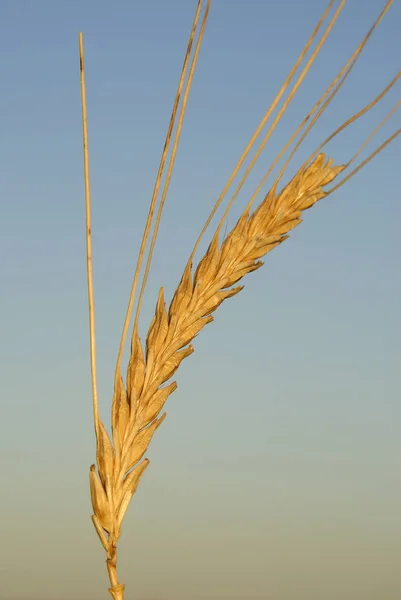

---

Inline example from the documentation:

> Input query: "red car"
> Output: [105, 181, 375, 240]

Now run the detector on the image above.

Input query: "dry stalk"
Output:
[78, 33, 99, 440]
[79, 2, 400, 598]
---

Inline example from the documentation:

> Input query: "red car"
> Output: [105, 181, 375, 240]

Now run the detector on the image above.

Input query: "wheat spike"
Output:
[79, 1, 400, 598]
[91, 152, 346, 600]
[118, 153, 343, 469]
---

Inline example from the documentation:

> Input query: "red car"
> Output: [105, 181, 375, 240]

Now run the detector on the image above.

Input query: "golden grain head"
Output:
[90, 154, 344, 562]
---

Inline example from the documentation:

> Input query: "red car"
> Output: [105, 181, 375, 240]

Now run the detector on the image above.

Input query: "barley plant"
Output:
[78, 1, 400, 598]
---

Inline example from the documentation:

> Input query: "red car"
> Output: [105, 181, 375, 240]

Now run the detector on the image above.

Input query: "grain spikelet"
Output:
[168, 261, 194, 318]
[117, 387, 130, 444]
[124, 414, 166, 472]
[116, 460, 150, 529]
[139, 381, 178, 428]
[97, 421, 115, 486]
[126, 331, 145, 406]
[112, 375, 130, 446]
[173, 315, 214, 350]
[146, 288, 169, 359]
[91, 514, 109, 551]
[193, 232, 220, 289]
[156, 345, 194, 385]
[194, 287, 244, 318]
[89, 465, 112, 532]
[120, 459, 150, 501]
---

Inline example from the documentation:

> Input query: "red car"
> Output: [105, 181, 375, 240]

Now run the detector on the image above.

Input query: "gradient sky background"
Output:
[1, 1, 400, 599]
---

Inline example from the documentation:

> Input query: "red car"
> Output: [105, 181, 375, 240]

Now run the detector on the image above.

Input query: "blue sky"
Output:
[1, 1, 400, 599]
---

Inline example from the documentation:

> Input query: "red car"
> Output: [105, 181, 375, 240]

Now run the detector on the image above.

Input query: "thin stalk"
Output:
[295, 69, 401, 187]
[327, 124, 401, 195]
[132, 0, 212, 338]
[113, 0, 204, 390]
[342, 98, 401, 172]
[79, 32, 99, 441]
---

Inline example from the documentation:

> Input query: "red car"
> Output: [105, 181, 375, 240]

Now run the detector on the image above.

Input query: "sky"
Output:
[0, 1, 400, 599]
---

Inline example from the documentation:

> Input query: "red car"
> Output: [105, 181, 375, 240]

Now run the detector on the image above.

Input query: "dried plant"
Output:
[79, 1, 400, 598]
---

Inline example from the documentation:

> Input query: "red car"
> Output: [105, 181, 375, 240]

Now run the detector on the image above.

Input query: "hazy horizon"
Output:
[1, 1, 400, 599]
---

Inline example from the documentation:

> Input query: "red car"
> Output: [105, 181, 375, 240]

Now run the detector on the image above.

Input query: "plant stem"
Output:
[107, 537, 125, 600]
